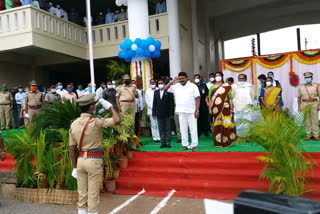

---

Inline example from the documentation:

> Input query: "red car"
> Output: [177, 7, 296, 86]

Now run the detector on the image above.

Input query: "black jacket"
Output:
[152, 90, 174, 118]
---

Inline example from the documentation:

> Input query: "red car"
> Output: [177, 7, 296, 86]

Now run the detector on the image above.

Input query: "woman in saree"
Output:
[260, 77, 282, 111]
[208, 72, 236, 148]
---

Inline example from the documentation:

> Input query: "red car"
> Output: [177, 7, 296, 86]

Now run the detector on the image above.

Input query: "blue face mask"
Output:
[305, 77, 312, 84]
[88, 87, 92, 93]
[67, 88, 73, 92]
[43, 90, 47, 93]
[268, 75, 274, 79]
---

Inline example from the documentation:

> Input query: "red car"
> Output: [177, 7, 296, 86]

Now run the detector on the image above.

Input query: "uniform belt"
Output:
[302, 99, 318, 102]
[28, 105, 41, 110]
[0, 104, 10, 105]
[79, 148, 103, 159]
[121, 100, 135, 103]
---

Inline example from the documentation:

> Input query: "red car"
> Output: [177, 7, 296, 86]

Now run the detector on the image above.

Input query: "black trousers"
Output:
[134, 112, 140, 136]
[198, 109, 209, 136]
[157, 117, 171, 146]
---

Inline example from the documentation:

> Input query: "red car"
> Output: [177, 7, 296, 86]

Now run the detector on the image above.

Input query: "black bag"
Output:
[234, 190, 320, 214]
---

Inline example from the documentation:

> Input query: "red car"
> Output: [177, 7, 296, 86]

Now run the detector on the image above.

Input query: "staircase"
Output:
[116, 152, 320, 201]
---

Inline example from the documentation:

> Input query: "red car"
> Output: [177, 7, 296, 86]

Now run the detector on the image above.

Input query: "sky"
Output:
[224, 24, 320, 59]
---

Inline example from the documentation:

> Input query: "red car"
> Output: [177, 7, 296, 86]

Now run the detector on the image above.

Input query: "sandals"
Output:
[181, 146, 188, 151]
[192, 147, 198, 152]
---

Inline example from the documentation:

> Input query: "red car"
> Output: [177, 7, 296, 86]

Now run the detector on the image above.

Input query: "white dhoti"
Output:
[178, 113, 198, 149]
[149, 115, 160, 141]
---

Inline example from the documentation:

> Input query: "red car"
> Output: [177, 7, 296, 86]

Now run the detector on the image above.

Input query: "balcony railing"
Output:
[0, 5, 169, 60]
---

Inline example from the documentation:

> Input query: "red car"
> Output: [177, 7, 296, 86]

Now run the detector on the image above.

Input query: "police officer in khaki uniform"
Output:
[44, 85, 61, 105]
[69, 94, 120, 214]
[25, 80, 43, 122]
[0, 84, 13, 130]
[116, 74, 137, 117]
[298, 72, 320, 141]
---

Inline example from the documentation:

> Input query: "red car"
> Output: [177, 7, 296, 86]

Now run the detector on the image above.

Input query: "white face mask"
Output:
[215, 76, 222, 82]
[18, 89, 23, 92]
[151, 84, 156, 89]
[132, 84, 136, 88]
[51, 89, 56, 93]
[209, 77, 215, 82]
[238, 81, 246, 87]
[107, 85, 113, 89]
[57, 85, 63, 90]
[158, 84, 164, 89]
[113, 85, 116, 89]
[194, 79, 200, 83]
[266, 82, 272, 87]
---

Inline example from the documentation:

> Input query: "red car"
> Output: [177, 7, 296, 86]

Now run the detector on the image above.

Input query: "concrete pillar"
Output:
[191, 0, 199, 75]
[167, 0, 181, 77]
[127, 0, 149, 40]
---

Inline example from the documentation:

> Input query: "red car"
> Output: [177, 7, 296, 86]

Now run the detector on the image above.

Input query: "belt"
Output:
[28, 105, 41, 110]
[0, 104, 10, 106]
[79, 148, 103, 159]
[302, 99, 318, 102]
[121, 100, 135, 103]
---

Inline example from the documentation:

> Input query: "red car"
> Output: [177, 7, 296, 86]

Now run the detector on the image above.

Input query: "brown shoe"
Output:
[192, 147, 198, 152]
[152, 140, 156, 143]
[314, 137, 320, 141]
[304, 136, 311, 141]
[181, 146, 188, 151]
[176, 139, 181, 143]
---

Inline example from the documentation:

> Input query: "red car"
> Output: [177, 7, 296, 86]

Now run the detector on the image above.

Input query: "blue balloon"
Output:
[125, 57, 131, 62]
[128, 50, 136, 58]
[136, 47, 144, 56]
[120, 42, 127, 51]
[144, 50, 150, 58]
[118, 51, 125, 58]
[147, 37, 154, 43]
[141, 40, 149, 49]
[155, 41, 161, 50]
[124, 38, 133, 47]
[135, 38, 142, 47]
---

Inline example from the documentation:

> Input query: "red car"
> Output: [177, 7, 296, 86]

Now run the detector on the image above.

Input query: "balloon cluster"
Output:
[115, 0, 127, 6]
[118, 37, 162, 62]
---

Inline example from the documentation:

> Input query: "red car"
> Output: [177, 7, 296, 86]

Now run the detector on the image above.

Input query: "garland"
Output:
[254, 54, 290, 69]
[293, 52, 320, 64]
[226, 59, 250, 67]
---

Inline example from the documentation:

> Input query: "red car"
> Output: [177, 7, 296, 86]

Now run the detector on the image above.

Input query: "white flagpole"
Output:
[85, 0, 96, 92]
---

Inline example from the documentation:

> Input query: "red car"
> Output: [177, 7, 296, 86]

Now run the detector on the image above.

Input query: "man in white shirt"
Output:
[15, 86, 26, 127]
[145, 79, 160, 143]
[206, 73, 215, 90]
[233, 74, 254, 137]
[76, 84, 85, 98]
[132, 80, 144, 137]
[95, 82, 106, 100]
[165, 72, 200, 151]
[55, 5, 64, 18]
[56, 82, 66, 97]
[48, 2, 56, 15]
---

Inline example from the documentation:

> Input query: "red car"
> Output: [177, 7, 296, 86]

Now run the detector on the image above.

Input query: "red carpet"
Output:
[116, 152, 320, 201]
[0, 153, 16, 172]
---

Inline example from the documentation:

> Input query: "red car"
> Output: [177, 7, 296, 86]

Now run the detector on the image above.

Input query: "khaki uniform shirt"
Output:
[0, 91, 12, 105]
[69, 113, 115, 151]
[298, 83, 320, 101]
[26, 92, 43, 106]
[44, 92, 61, 104]
[116, 85, 136, 102]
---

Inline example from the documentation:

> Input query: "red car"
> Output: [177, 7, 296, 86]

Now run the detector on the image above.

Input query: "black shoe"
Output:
[167, 145, 171, 148]
[160, 145, 166, 148]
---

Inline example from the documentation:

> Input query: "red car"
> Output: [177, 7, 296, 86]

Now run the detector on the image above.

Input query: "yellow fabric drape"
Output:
[264, 87, 281, 106]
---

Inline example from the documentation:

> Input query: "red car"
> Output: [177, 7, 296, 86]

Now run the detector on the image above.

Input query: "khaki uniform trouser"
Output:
[0, 105, 11, 130]
[77, 158, 103, 213]
[29, 109, 40, 123]
[120, 102, 135, 118]
[302, 102, 319, 138]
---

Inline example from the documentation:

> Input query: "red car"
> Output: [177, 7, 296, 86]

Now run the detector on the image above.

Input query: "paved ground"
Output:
[0, 185, 214, 214]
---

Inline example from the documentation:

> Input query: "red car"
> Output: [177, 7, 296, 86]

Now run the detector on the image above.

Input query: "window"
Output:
[260, 26, 297, 55]
[224, 34, 257, 59]
[299, 24, 320, 50]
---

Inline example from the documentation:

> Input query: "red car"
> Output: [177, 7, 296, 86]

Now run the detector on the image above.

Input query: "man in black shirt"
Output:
[194, 74, 209, 137]
[102, 81, 117, 105]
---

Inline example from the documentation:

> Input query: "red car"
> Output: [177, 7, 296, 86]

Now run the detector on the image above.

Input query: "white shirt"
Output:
[76, 89, 85, 98]
[145, 87, 158, 115]
[206, 82, 214, 90]
[135, 89, 144, 113]
[57, 89, 66, 97]
[160, 89, 165, 99]
[168, 81, 200, 114]
[32, 1, 40, 8]
[49, 6, 56, 15]
[55, 8, 64, 18]
[95, 87, 104, 100]
[233, 82, 253, 113]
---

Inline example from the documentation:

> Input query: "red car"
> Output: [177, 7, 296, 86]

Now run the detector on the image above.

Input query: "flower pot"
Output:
[104, 179, 116, 193]
[120, 157, 128, 169]
[127, 151, 133, 160]
[113, 169, 120, 179]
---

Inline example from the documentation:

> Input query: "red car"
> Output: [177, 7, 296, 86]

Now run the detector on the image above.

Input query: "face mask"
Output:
[43, 89, 47, 93]
[194, 79, 200, 84]
[151, 84, 156, 89]
[305, 77, 312, 84]
[2, 88, 6, 91]
[30, 86, 37, 92]
[88, 87, 92, 93]
[113, 85, 116, 89]
[215, 76, 222, 82]
[107, 85, 113, 89]
[58, 85, 63, 90]
[67, 88, 73, 92]
[210, 77, 215, 82]
[158, 84, 164, 89]
[51, 89, 56, 93]
[19, 89, 23, 92]
[266, 82, 272, 87]
[101, 85, 106, 89]
[124, 80, 130, 85]
[132, 84, 136, 88]
[268, 75, 274, 79]
[78, 86, 83, 90]
[238, 81, 245, 87]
